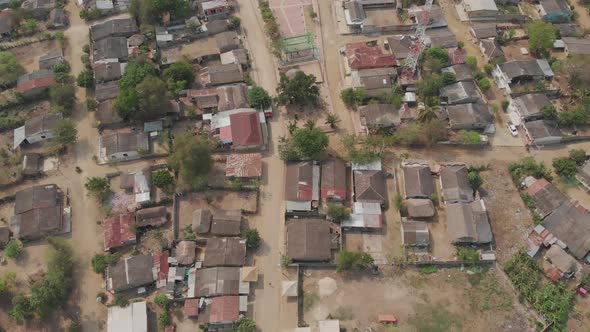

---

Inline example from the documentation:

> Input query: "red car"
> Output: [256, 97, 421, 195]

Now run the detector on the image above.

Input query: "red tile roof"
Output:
[184, 298, 199, 318]
[209, 296, 239, 323]
[345, 42, 397, 69]
[229, 111, 263, 147]
[103, 213, 136, 250]
[16, 76, 56, 93]
[448, 48, 466, 65]
[524, 178, 550, 196]
[154, 251, 169, 283]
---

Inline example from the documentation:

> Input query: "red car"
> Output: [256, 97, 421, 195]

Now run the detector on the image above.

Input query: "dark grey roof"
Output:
[555, 23, 583, 37]
[387, 35, 414, 59]
[94, 61, 123, 82]
[90, 18, 138, 41]
[441, 165, 474, 203]
[0, 10, 13, 35]
[406, 199, 435, 218]
[446, 200, 492, 244]
[357, 67, 396, 91]
[215, 31, 240, 53]
[544, 200, 590, 259]
[498, 59, 554, 81]
[201, 63, 242, 86]
[205, 19, 229, 34]
[95, 81, 119, 101]
[286, 219, 331, 261]
[577, 161, 590, 187]
[563, 37, 590, 55]
[100, 132, 149, 155]
[359, 104, 400, 128]
[24, 113, 62, 137]
[347, 0, 366, 22]
[427, 28, 458, 49]
[403, 165, 434, 199]
[49, 8, 66, 25]
[480, 39, 504, 59]
[12, 184, 62, 241]
[96, 99, 122, 124]
[39, 51, 64, 70]
[442, 64, 473, 82]
[93, 37, 128, 62]
[192, 208, 213, 233]
[108, 255, 155, 292]
[524, 178, 567, 217]
[0, 227, 9, 246]
[470, 23, 497, 39]
[440, 81, 480, 105]
[446, 103, 492, 130]
[525, 120, 563, 140]
[203, 237, 246, 267]
[540, 0, 572, 15]
[194, 266, 240, 297]
[22, 153, 42, 175]
[512, 93, 551, 119]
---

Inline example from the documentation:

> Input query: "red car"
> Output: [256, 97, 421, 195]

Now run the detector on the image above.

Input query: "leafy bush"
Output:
[247, 85, 272, 109]
[158, 311, 171, 331]
[228, 15, 241, 30]
[241, 228, 261, 250]
[501, 100, 510, 111]
[154, 293, 170, 309]
[233, 317, 257, 332]
[478, 78, 492, 90]
[484, 63, 494, 75]
[568, 149, 586, 165]
[466, 55, 477, 69]
[85, 177, 110, 202]
[508, 157, 553, 185]
[152, 170, 174, 189]
[336, 250, 374, 272]
[456, 246, 479, 261]
[455, 130, 481, 144]
[91, 253, 121, 274]
[77, 69, 94, 87]
[552, 157, 577, 179]
[50, 84, 76, 115]
[327, 204, 350, 223]
[4, 240, 22, 259]
[467, 171, 483, 190]
[418, 265, 438, 274]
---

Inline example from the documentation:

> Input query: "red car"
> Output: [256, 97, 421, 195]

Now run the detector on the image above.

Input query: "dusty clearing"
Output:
[302, 267, 535, 331]
[8, 40, 62, 73]
[161, 38, 219, 63]
[178, 190, 258, 229]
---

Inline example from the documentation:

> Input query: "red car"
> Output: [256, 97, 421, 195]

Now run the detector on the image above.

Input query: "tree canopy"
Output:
[527, 20, 557, 56]
[163, 59, 195, 95]
[50, 84, 76, 115]
[552, 157, 577, 179]
[85, 177, 110, 202]
[336, 250, 374, 272]
[0, 52, 24, 84]
[52, 119, 78, 148]
[130, 0, 190, 24]
[281, 127, 328, 160]
[169, 134, 213, 190]
[276, 71, 320, 106]
[247, 85, 272, 109]
[135, 76, 169, 121]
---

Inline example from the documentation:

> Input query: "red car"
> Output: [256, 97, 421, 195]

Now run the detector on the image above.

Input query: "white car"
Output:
[507, 123, 518, 137]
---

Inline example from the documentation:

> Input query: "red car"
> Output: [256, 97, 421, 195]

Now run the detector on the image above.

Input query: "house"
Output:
[440, 81, 482, 105]
[406, 199, 435, 219]
[94, 60, 126, 82]
[183, 298, 199, 318]
[576, 160, 590, 191]
[96, 100, 123, 126]
[446, 200, 492, 244]
[93, 37, 128, 63]
[440, 165, 474, 203]
[198, 296, 240, 328]
[22, 153, 42, 176]
[344, 41, 397, 70]
[107, 254, 156, 292]
[225, 153, 262, 178]
[285, 161, 320, 212]
[200, 63, 243, 86]
[544, 245, 577, 281]
[462, 0, 498, 18]
[445, 103, 493, 131]
[135, 206, 168, 227]
[508, 93, 552, 123]
[48, 8, 66, 27]
[98, 132, 149, 164]
[193, 208, 242, 236]
[442, 64, 473, 82]
[0, 9, 13, 39]
[527, 224, 557, 257]
[10, 184, 67, 241]
[174, 241, 197, 265]
[210, 109, 266, 150]
[469, 23, 497, 40]
[90, 18, 139, 42]
[426, 28, 458, 49]
[120, 168, 152, 204]
[13, 113, 62, 149]
[479, 39, 504, 63]
[16, 70, 56, 97]
[353, 168, 387, 205]
[344, 0, 365, 26]
[321, 159, 347, 202]
[386, 35, 414, 60]
[563, 37, 590, 55]
[0, 227, 10, 247]
[359, 104, 400, 134]
[403, 164, 434, 199]
[538, 0, 573, 22]
[220, 49, 248, 67]
[523, 177, 567, 218]
[286, 219, 332, 262]
[107, 301, 147, 332]
[494, 59, 554, 89]
[215, 31, 240, 53]
[342, 201, 382, 229]
[39, 51, 64, 70]
[203, 237, 246, 267]
[350, 67, 397, 97]
[84, 0, 114, 13]
[216, 84, 248, 112]
[201, 0, 231, 19]
[193, 266, 244, 297]
[448, 47, 466, 65]
[523, 120, 563, 146]
[401, 221, 430, 247]
[555, 23, 583, 37]
[103, 213, 136, 251]
[20, 0, 55, 19]
[543, 200, 590, 260]
[95, 81, 119, 101]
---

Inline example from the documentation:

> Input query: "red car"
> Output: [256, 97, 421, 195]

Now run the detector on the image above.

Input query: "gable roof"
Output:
[229, 111, 263, 147]
[194, 266, 241, 297]
[200, 63, 243, 86]
[442, 64, 473, 82]
[470, 23, 497, 39]
[426, 27, 458, 49]
[544, 200, 590, 259]
[359, 104, 400, 128]
[512, 93, 551, 119]
[446, 200, 492, 244]
[24, 113, 62, 137]
[203, 237, 246, 267]
[135, 206, 167, 227]
[525, 120, 563, 141]
[107, 255, 156, 291]
[403, 165, 434, 199]
[107, 301, 147, 332]
[321, 159, 347, 201]
[285, 161, 319, 202]
[498, 59, 554, 81]
[16, 70, 55, 93]
[93, 36, 128, 62]
[563, 37, 590, 55]
[440, 80, 481, 105]
[354, 170, 387, 204]
[524, 177, 567, 217]
[406, 198, 435, 218]
[480, 39, 504, 59]
[345, 42, 397, 69]
[463, 0, 498, 12]
[446, 103, 492, 129]
[90, 18, 139, 41]
[202, 296, 240, 324]
[103, 213, 136, 250]
[440, 165, 474, 203]
[286, 219, 331, 261]
[100, 132, 149, 155]
[12, 184, 62, 240]
[386, 35, 414, 60]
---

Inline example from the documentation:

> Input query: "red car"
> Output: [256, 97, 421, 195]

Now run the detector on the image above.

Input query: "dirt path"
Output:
[237, 0, 298, 331]
[572, 1, 590, 30]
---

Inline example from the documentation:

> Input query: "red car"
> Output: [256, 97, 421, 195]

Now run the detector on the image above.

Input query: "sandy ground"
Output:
[8, 40, 62, 73]
[572, 0, 590, 30]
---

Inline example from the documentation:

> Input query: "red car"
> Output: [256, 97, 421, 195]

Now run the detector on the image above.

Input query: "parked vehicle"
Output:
[507, 122, 518, 137]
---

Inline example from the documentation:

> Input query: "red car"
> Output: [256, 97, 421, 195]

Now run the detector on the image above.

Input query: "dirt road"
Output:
[237, 0, 298, 331]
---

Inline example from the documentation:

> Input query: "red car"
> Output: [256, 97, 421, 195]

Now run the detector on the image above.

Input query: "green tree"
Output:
[423, 47, 450, 64]
[478, 78, 492, 90]
[163, 59, 194, 93]
[52, 119, 78, 148]
[76, 69, 94, 87]
[228, 16, 241, 30]
[247, 85, 272, 109]
[327, 204, 350, 223]
[0, 51, 24, 84]
[276, 71, 320, 106]
[86, 98, 98, 111]
[552, 157, 577, 178]
[569, 149, 586, 165]
[233, 318, 257, 332]
[340, 87, 356, 107]
[508, 156, 553, 184]
[4, 239, 22, 259]
[467, 171, 483, 190]
[336, 250, 374, 272]
[527, 20, 557, 56]
[417, 107, 437, 123]
[152, 170, 174, 188]
[84, 177, 110, 202]
[466, 55, 477, 69]
[441, 72, 457, 85]
[158, 311, 171, 331]
[484, 63, 494, 75]
[53, 63, 70, 74]
[25, 19, 37, 33]
[541, 105, 557, 120]
[135, 76, 169, 121]
[501, 100, 510, 111]
[9, 295, 32, 321]
[291, 127, 329, 160]
[154, 293, 170, 309]
[50, 84, 76, 115]
[91, 253, 120, 273]
[241, 228, 261, 250]
[558, 105, 589, 127]
[325, 113, 341, 129]
[169, 134, 213, 190]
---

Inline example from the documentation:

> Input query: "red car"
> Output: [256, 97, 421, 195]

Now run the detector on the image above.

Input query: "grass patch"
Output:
[455, 246, 480, 262]
[419, 265, 438, 274]
[303, 291, 319, 312]
[468, 269, 514, 312]
[408, 303, 462, 332]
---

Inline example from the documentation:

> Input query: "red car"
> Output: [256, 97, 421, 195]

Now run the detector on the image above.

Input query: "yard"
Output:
[8, 40, 62, 73]
[301, 267, 536, 331]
